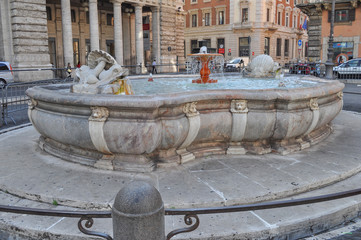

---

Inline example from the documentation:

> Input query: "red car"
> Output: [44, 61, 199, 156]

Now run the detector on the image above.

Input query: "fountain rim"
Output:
[187, 53, 224, 57]
[26, 76, 344, 109]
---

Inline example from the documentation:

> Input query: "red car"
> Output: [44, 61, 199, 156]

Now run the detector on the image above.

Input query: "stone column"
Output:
[61, 0, 74, 67]
[151, 6, 161, 71]
[113, 0, 123, 65]
[123, 11, 131, 66]
[89, 0, 100, 51]
[135, 4, 146, 74]
[0, 0, 13, 63]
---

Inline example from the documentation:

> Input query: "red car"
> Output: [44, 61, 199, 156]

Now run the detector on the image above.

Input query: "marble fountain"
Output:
[26, 50, 344, 173]
[4, 49, 361, 240]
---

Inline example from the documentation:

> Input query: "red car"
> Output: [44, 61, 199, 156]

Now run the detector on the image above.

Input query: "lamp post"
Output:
[325, 0, 336, 79]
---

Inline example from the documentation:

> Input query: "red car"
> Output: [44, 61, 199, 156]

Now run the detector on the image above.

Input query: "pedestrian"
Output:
[152, 59, 157, 74]
[66, 62, 72, 78]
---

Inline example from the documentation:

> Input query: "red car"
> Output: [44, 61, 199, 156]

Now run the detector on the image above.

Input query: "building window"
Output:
[219, 11, 224, 25]
[191, 39, 198, 53]
[71, 9, 76, 23]
[85, 39, 91, 64]
[73, 38, 79, 65]
[242, 8, 248, 22]
[329, 9, 356, 23]
[293, 15, 296, 28]
[239, 37, 250, 57]
[204, 13, 210, 26]
[284, 39, 289, 57]
[277, 12, 281, 25]
[46, 7, 52, 20]
[86, 11, 89, 24]
[217, 38, 225, 55]
[276, 38, 282, 56]
[107, 14, 114, 26]
[285, 13, 289, 27]
[202, 39, 211, 48]
[191, 0, 197, 3]
[48, 37, 56, 67]
[267, 8, 270, 22]
[192, 14, 197, 27]
[333, 42, 354, 61]
[264, 37, 270, 55]
[106, 40, 115, 57]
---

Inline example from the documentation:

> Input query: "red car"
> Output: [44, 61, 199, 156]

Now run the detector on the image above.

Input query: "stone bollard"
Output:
[112, 181, 165, 240]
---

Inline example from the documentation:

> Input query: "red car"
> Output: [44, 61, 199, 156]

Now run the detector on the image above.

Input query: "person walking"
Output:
[152, 59, 157, 74]
[66, 62, 72, 78]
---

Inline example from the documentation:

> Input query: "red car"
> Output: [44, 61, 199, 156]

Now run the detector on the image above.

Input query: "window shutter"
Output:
[349, 9, 355, 21]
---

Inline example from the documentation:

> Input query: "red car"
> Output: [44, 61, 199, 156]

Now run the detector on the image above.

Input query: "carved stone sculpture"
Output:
[71, 50, 130, 94]
[245, 54, 281, 78]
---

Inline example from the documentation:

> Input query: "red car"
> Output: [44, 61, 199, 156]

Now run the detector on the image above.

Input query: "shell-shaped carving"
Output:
[87, 50, 117, 71]
[246, 54, 280, 78]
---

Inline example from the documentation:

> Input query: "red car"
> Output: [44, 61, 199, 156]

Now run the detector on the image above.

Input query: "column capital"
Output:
[135, 3, 145, 9]
[110, 0, 123, 4]
[89, 0, 97, 3]
[151, 6, 160, 12]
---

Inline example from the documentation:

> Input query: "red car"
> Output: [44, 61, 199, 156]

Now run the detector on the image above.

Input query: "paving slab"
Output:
[1, 111, 361, 239]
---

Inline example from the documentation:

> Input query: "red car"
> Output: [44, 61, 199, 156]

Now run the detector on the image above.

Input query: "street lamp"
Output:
[325, 0, 336, 79]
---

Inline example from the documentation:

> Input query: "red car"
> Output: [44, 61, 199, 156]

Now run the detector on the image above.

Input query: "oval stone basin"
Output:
[26, 76, 344, 172]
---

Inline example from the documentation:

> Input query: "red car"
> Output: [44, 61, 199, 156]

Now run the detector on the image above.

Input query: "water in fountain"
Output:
[129, 75, 319, 95]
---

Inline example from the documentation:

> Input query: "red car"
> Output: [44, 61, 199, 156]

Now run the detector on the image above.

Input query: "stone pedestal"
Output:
[112, 181, 165, 240]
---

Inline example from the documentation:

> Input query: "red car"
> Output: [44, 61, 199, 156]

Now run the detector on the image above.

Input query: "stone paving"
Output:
[1, 111, 361, 239]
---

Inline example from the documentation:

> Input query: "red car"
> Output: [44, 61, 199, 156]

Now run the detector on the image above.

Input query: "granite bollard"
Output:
[112, 181, 165, 240]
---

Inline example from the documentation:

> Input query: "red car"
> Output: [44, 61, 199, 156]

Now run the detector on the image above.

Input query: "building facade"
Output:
[183, 0, 309, 66]
[297, 0, 361, 63]
[0, 0, 184, 81]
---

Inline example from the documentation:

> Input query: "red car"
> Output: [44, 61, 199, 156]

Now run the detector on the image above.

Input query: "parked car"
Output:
[0, 61, 14, 88]
[225, 58, 244, 72]
[333, 58, 361, 79]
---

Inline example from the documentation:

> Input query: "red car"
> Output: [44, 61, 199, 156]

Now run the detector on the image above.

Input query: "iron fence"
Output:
[0, 78, 73, 126]
[288, 61, 326, 77]
[1, 185, 361, 239]
[287, 61, 361, 80]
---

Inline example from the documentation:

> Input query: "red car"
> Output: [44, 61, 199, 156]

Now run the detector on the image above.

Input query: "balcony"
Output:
[293, 27, 306, 35]
[233, 21, 253, 30]
[263, 22, 278, 31]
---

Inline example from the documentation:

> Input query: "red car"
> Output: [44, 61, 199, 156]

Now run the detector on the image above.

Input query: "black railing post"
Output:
[112, 181, 165, 240]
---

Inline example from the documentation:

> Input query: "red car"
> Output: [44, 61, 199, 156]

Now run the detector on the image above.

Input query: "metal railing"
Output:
[288, 61, 361, 80]
[0, 78, 73, 126]
[288, 61, 326, 77]
[1, 185, 361, 239]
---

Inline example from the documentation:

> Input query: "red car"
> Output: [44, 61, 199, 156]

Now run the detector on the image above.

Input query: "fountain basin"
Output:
[26, 76, 344, 172]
